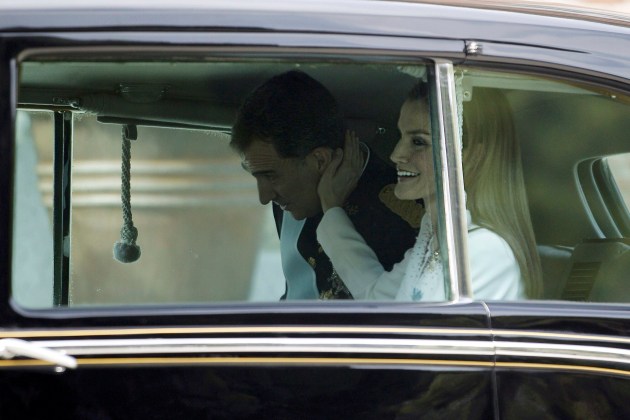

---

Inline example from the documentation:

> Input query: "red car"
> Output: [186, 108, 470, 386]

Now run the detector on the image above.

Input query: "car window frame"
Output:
[3, 32, 476, 323]
[430, 61, 471, 301]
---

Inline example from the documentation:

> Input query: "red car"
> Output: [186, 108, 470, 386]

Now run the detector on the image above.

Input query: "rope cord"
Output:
[119, 131, 137, 244]
[113, 124, 141, 263]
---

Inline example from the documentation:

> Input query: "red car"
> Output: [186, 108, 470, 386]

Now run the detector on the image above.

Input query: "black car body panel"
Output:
[2, 1, 630, 418]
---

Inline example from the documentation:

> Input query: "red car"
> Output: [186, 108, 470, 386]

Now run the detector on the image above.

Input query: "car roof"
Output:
[4, 0, 630, 87]
[2, 0, 630, 24]
[2, 1, 630, 52]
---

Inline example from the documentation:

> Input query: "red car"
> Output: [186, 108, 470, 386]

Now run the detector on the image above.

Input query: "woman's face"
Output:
[390, 98, 435, 201]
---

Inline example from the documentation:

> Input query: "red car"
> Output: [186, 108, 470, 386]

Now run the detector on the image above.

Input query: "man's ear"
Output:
[309, 147, 333, 174]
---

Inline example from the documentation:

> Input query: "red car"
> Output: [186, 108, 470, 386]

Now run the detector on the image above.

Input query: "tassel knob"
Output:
[113, 225, 141, 263]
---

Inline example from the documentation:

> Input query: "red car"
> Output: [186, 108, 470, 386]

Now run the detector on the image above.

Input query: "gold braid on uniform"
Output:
[379, 184, 424, 228]
[319, 268, 352, 299]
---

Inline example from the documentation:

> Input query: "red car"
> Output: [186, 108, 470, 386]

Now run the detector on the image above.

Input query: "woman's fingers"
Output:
[344, 130, 362, 178]
[346, 130, 362, 170]
[322, 148, 343, 179]
[318, 132, 363, 212]
[345, 130, 356, 161]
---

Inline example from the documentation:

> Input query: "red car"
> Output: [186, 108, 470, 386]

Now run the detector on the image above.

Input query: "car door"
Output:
[452, 29, 630, 420]
[0, 4, 498, 419]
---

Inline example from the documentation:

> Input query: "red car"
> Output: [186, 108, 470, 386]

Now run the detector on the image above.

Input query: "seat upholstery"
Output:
[537, 244, 573, 299]
[556, 239, 630, 303]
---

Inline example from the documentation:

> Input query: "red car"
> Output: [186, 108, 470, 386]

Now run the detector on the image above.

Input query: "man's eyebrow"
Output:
[242, 162, 275, 177]
[251, 169, 275, 177]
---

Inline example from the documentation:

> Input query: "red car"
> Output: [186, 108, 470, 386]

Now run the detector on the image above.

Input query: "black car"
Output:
[1, 0, 630, 418]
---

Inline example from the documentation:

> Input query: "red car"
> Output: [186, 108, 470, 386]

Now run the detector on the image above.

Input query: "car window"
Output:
[456, 66, 630, 303]
[16, 57, 630, 309]
[13, 57, 440, 308]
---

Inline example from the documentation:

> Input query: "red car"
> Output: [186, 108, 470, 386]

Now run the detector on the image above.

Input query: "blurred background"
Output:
[556, 0, 630, 12]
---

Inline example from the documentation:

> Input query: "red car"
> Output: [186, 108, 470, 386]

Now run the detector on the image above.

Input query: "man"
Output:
[231, 70, 416, 299]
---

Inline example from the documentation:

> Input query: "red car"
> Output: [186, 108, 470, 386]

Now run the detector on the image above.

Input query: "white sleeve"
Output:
[468, 228, 524, 300]
[316, 207, 411, 300]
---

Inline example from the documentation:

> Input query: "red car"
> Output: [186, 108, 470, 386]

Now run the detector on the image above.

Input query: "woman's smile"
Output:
[396, 168, 420, 181]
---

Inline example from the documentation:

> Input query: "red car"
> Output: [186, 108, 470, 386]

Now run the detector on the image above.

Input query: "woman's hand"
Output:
[318, 131, 364, 212]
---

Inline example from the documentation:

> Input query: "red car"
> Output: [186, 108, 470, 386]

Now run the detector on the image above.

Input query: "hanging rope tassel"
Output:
[113, 124, 141, 263]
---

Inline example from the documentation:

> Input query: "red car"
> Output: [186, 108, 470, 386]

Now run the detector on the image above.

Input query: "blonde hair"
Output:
[462, 89, 542, 298]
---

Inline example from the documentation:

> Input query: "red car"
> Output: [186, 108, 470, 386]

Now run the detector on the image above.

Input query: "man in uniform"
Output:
[231, 70, 416, 299]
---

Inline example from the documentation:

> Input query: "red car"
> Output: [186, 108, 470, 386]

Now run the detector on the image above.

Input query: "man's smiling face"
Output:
[241, 139, 324, 220]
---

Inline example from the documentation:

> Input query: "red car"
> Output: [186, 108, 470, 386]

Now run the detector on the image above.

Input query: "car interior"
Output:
[12, 51, 630, 307]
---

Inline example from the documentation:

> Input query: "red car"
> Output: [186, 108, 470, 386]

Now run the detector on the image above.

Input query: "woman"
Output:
[316, 83, 542, 301]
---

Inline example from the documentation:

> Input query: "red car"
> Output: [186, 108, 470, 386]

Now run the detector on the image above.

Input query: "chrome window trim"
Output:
[3, 326, 630, 345]
[432, 60, 471, 301]
[2, 326, 630, 374]
[495, 341, 630, 366]
[36, 337, 495, 357]
[16, 36, 465, 62]
[11, 336, 630, 369]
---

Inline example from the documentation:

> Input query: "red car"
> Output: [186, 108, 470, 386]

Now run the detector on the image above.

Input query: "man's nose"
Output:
[257, 179, 275, 205]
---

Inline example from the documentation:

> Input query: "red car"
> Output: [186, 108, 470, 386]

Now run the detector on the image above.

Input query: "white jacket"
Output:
[316, 207, 524, 301]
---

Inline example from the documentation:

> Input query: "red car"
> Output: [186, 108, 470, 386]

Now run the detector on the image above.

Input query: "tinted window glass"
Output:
[17, 60, 630, 307]
[13, 58, 436, 308]
[457, 67, 630, 303]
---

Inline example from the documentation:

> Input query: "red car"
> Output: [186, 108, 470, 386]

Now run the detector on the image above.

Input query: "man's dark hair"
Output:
[230, 70, 345, 158]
